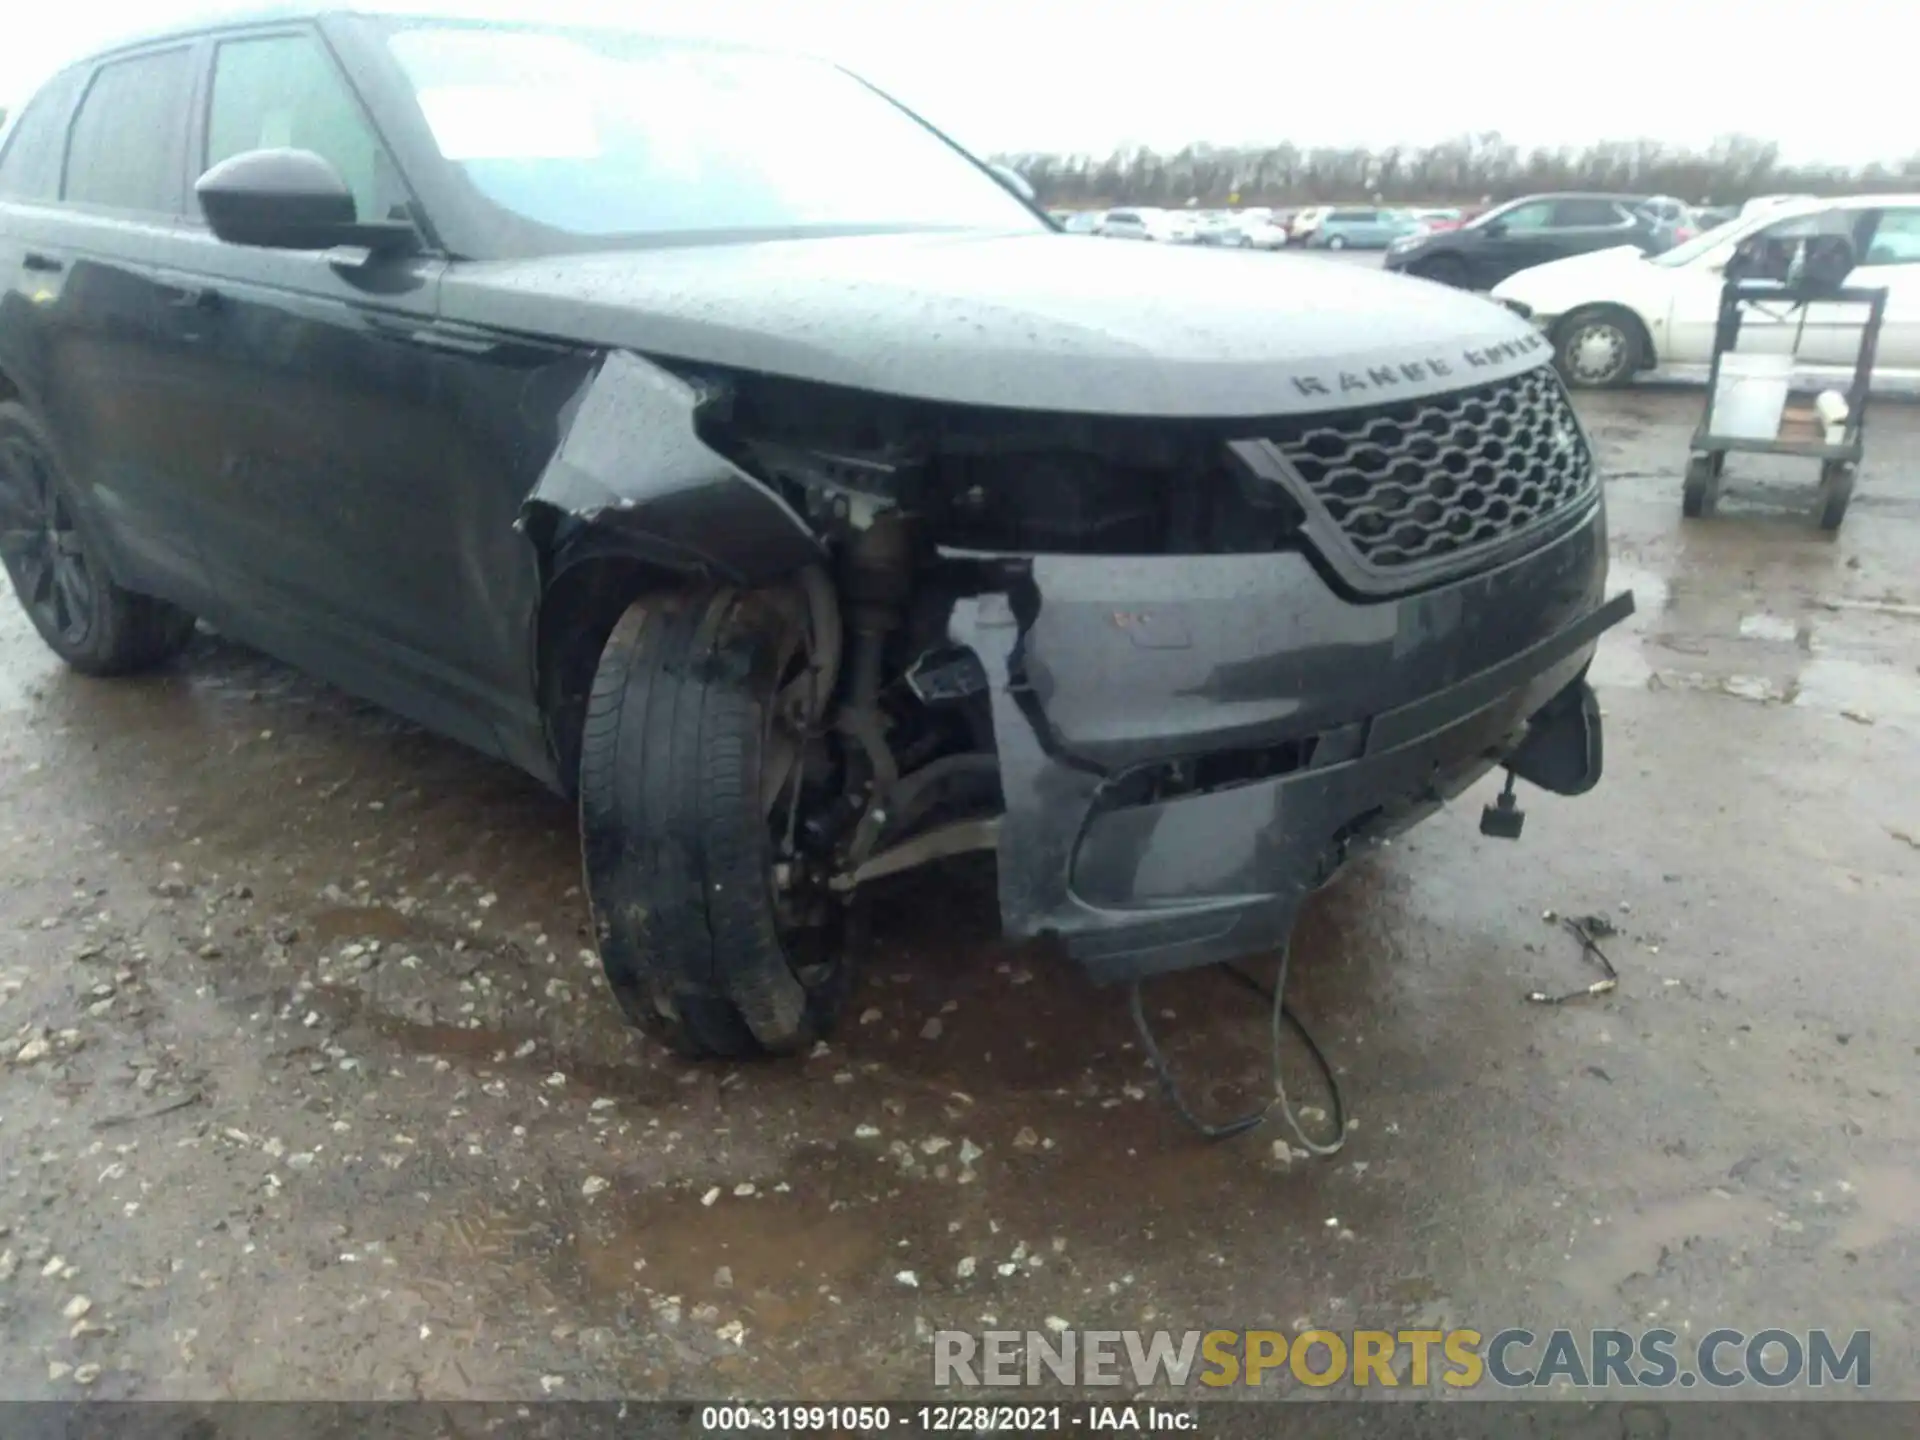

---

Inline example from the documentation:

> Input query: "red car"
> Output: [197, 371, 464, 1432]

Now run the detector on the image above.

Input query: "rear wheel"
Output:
[0, 401, 194, 675]
[1554, 307, 1640, 388]
[579, 587, 852, 1058]
[1325, 235, 1347, 250]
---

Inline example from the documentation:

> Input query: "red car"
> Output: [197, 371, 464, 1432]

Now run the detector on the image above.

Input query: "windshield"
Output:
[381, 23, 1045, 241]
[1649, 209, 1785, 267]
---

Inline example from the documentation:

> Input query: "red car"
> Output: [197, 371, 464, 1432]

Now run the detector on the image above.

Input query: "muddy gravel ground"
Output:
[0, 389, 1916, 1402]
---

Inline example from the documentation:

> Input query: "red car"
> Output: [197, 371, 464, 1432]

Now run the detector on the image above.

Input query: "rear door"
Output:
[1544, 198, 1644, 261]
[6, 43, 218, 608]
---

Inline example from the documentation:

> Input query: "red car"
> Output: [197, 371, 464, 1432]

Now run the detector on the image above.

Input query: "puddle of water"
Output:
[574, 1183, 886, 1334]
[1559, 1191, 1773, 1304]
[1832, 1167, 1920, 1254]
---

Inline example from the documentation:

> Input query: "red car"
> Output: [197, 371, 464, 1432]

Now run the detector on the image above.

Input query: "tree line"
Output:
[993, 133, 1920, 209]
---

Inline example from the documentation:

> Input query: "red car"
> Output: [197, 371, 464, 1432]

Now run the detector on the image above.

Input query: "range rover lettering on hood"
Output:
[1285, 331, 1549, 399]
[441, 232, 1557, 418]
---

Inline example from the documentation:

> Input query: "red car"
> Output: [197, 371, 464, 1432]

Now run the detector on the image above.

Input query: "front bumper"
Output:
[950, 502, 1634, 983]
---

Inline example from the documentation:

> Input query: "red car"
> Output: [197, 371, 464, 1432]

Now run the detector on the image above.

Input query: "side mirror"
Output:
[196, 148, 414, 254]
[988, 164, 1037, 205]
[1481, 219, 1508, 238]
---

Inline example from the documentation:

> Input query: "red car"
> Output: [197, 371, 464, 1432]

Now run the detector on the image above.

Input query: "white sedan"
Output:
[1490, 194, 1920, 387]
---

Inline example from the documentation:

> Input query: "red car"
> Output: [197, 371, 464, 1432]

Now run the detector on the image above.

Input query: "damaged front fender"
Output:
[521, 349, 823, 586]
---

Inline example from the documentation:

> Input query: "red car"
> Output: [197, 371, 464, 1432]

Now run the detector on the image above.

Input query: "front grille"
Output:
[1264, 366, 1597, 576]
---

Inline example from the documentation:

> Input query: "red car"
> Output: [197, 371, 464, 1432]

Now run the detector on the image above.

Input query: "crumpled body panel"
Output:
[951, 502, 1634, 983]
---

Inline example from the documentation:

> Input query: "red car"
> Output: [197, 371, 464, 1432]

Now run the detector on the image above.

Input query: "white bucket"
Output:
[1710, 353, 1794, 441]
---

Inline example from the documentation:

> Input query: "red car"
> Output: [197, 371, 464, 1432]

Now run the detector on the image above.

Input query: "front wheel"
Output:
[0, 401, 195, 675]
[1413, 254, 1469, 288]
[1325, 235, 1347, 250]
[579, 588, 853, 1058]
[1554, 308, 1640, 388]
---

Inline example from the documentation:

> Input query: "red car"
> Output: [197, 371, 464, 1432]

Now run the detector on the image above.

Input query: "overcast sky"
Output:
[0, 0, 1904, 165]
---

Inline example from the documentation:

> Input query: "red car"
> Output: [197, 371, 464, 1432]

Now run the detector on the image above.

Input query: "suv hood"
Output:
[442, 231, 1551, 417]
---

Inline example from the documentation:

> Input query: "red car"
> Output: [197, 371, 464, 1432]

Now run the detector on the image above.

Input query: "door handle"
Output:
[22, 252, 63, 273]
[168, 286, 223, 313]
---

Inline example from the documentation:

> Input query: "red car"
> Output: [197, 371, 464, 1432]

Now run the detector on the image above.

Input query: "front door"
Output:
[153, 25, 551, 758]
[1664, 205, 1875, 367]
[1472, 200, 1561, 284]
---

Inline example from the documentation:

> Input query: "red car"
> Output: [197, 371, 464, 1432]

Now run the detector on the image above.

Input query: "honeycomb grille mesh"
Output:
[1271, 367, 1597, 574]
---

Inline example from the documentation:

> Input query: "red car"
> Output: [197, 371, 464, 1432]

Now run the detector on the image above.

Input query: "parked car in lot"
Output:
[1099, 207, 1171, 241]
[1492, 195, 1920, 387]
[1289, 205, 1332, 244]
[1235, 214, 1291, 249]
[1056, 209, 1105, 234]
[1191, 211, 1247, 246]
[1306, 208, 1421, 250]
[1386, 193, 1668, 289]
[0, 7, 1633, 1058]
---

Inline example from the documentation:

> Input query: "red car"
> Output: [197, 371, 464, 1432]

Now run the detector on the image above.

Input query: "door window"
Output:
[64, 48, 195, 214]
[1552, 198, 1627, 228]
[1863, 209, 1920, 265]
[1493, 201, 1554, 231]
[0, 70, 86, 202]
[207, 33, 399, 222]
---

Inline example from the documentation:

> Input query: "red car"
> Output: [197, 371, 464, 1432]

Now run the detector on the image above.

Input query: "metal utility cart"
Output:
[1683, 276, 1887, 530]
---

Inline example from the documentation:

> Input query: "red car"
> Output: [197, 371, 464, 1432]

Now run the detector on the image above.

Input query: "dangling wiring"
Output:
[1127, 936, 1348, 1153]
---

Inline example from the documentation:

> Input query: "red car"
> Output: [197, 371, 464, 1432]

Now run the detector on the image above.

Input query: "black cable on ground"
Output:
[1128, 938, 1347, 1153]
[1526, 914, 1620, 1004]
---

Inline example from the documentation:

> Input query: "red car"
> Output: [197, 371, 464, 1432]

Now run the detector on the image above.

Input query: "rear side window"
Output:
[0, 71, 85, 202]
[1332, 210, 1376, 223]
[207, 33, 400, 223]
[64, 48, 194, 214]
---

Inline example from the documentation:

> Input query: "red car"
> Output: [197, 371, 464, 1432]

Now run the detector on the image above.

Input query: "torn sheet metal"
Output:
[522, 350, 822, 587]
[951, 533, 1626, 986]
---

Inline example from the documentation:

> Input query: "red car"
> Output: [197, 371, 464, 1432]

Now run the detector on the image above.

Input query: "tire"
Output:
[1413, 254, 1469, 289]
[1326, 235, 1347, 250]
[1682, 454, 1719, 519]
[1816, 461, 1854, 531]
[0, 401, 195, 675]
[578, 588, 852, 1059]
[1554, 307, 1641, 389]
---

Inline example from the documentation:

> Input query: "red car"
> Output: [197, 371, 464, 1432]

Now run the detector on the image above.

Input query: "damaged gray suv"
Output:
[0, 9, 1633, 1057]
